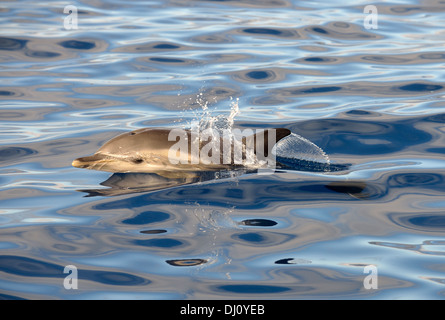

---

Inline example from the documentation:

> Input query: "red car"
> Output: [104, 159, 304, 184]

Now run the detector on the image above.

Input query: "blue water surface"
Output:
[1, 0, 445, 299]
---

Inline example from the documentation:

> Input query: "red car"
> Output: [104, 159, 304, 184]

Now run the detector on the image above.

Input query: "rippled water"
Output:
[1, 0, 445, 300]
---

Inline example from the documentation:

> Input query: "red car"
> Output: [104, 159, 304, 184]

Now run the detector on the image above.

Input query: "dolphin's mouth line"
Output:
[72, 153, 158, 172]
[94, 159, 113, 171]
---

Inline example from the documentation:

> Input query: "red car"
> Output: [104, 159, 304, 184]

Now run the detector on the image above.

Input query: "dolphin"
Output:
[72, 127, 291, 175]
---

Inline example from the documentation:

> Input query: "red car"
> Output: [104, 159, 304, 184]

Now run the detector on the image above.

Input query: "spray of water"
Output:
[272, 133, 330, 165]
[180, 93, 332, 171]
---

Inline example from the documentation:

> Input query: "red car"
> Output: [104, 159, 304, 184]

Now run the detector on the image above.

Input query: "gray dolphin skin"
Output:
[72, 127, 291, 174]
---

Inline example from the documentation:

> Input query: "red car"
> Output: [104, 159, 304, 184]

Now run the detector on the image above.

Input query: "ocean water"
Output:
[1, 0, 445, 300]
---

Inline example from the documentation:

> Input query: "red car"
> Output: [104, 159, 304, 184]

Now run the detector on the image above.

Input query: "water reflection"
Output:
[389, 213, 445, 233]
[78, 170, 249, 197]
[76, 169, 376, 199]
[274, 81, 445, 98]
[0, 255, 151, 286]
[0, 37, 27, 50]
[166, 259, 208, 267]
[370, 240, 445, 256]
[0, 147, 37, 164]
[59, 40, 96, 50]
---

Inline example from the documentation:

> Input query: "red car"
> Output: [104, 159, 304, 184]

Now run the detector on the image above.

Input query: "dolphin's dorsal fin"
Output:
[242, 128, 291, 157]
[274, 128, 292, 142]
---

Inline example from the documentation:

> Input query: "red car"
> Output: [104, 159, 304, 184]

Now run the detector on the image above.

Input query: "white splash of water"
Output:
[176, 93, 239, 132]
[197, 96, 239, 134]
[272, 132, 330, 165]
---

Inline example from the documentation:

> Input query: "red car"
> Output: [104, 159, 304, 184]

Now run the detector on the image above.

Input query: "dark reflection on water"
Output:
[233, 231, 295, 246]
[87, 177, 376, 209]
[0, 37, 27, 50]
[166, 259, 208, 267]
[0, 90, 16, 96]
[79, 165, 352, 197]
[289, 114, 434, 156]
[217, 284, 291, 294]
[275, 258, 295, 265]
[121, 211, 170, 225]
[133, 238, 186, 248]
[149, 57, 187, 64]
[304, 23, 380, 40]
[297, 52, 445, 66]
[23, 48, 61, 59]
[234, 21, 381, 40]
[398, 83, 443, 92]
[275, 81, 445, 98]
[1, 111, 442, 298]
[81, 171, 248, 197]
[241, 27, 296, 37]
[0, 255, 151, 286]
[389, 213, 445, 232]
[0, 147, 37, 163]
[59, 40, 96, 50]
[241, 219, 277, 227]
[389, 173, 443, 187]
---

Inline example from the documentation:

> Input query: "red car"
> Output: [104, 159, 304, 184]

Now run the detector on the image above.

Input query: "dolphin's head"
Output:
[72, 128, 173, 173]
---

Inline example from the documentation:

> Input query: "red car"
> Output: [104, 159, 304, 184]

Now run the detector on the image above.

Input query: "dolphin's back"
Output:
[98, 128, 173, 155]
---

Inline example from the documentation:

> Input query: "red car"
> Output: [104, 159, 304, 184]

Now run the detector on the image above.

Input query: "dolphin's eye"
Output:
[132, 158, 144, 164]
